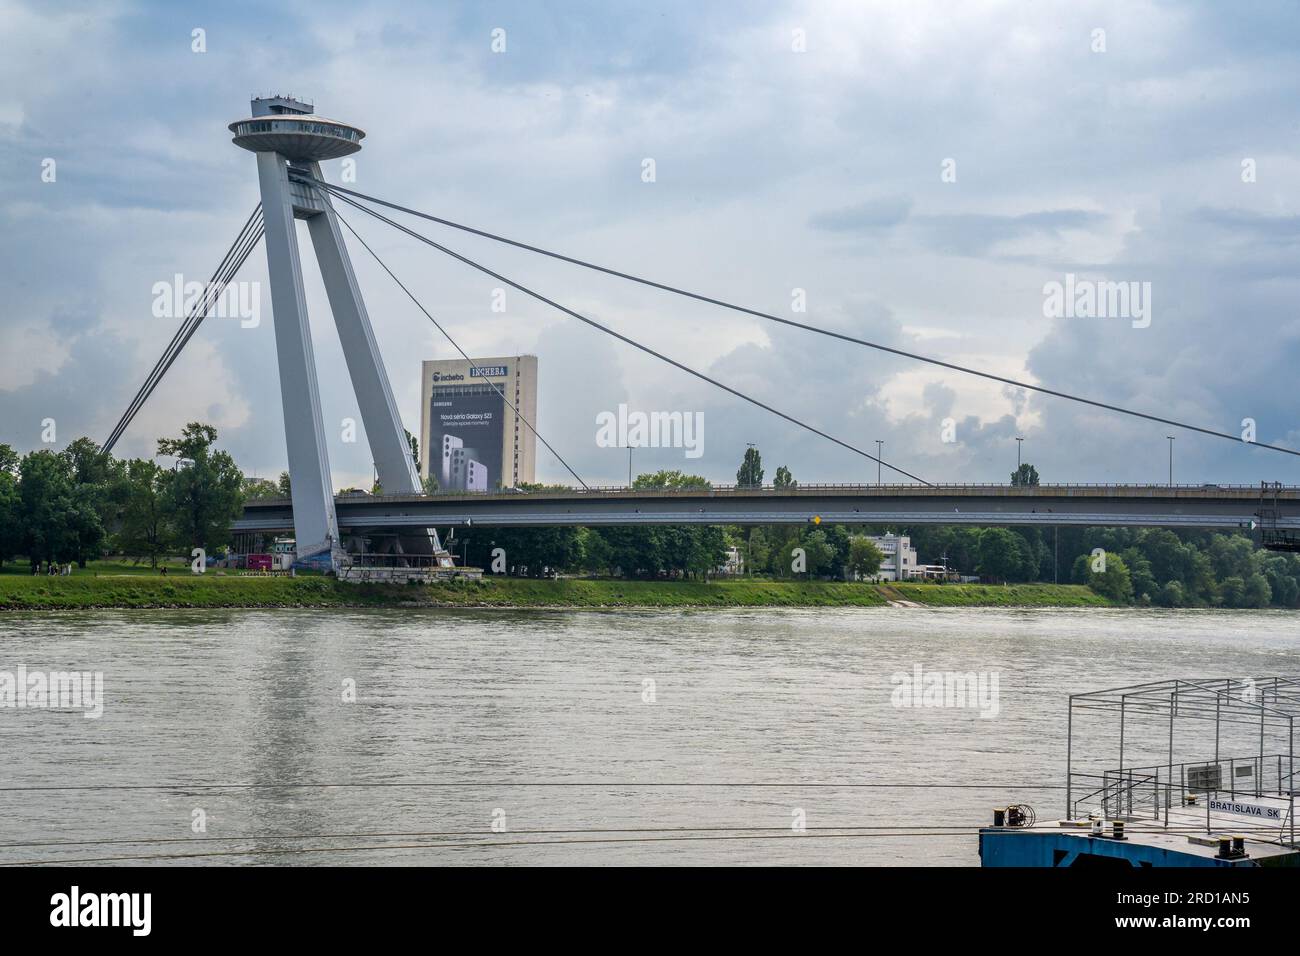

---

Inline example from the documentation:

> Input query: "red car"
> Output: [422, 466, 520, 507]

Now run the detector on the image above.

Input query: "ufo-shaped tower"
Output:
[230, 96, 364, 162]
[229, 96, 432, 568]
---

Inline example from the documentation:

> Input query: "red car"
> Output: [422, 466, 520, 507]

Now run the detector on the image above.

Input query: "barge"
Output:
[981, 677, 1300, 867]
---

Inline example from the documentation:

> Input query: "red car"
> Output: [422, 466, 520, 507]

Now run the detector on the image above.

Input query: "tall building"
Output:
[419, 356, 538, 491]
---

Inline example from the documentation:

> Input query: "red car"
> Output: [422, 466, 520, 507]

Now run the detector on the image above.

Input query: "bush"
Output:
[1085, 553, 1134, 603]
[1157, 580, 1186, 608]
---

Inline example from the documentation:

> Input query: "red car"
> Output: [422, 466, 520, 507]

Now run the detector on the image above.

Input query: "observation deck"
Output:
[230, 95, 363, 161]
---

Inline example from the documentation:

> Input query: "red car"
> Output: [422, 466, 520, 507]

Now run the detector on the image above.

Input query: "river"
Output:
[1, 607, 1297, 866]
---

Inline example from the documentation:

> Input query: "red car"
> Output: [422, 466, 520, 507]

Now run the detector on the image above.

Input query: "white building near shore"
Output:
[718, 547, 744, 576]
[864, 533, 918, 582]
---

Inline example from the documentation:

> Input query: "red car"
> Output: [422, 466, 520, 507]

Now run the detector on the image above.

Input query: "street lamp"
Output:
[875, 440, 884, 486]
[741, 441, 760, 569]
[1166, 436, 1175, 487]
[1015, 437, 1024, 470]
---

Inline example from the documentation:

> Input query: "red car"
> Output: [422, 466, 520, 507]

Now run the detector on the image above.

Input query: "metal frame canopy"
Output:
[1067, 677, 1299, 845]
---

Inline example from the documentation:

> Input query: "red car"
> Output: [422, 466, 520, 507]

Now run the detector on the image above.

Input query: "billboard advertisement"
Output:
[428, 385, 505, 492]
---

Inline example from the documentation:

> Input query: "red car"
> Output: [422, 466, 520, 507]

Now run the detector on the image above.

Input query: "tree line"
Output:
[897, 524, 1300, 607]
[5, 430, 1298, 607]
[450, 500, 1300, 605]
[0, 424, 244, 571]
[454, 450, 1300, 606]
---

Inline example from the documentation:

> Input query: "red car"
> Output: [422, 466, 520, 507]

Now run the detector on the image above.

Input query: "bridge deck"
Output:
[236, 484, 1299, 532]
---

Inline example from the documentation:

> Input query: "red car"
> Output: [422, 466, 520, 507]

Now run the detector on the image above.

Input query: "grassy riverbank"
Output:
[0, 567, 1112, 610]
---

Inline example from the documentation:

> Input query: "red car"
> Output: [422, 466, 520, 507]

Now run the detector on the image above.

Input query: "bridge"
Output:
[234, 483, 1299, 535]
[100, 96, 1300, 566]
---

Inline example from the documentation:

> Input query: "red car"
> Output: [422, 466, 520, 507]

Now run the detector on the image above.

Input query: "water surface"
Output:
[1, 607, 1297, 865]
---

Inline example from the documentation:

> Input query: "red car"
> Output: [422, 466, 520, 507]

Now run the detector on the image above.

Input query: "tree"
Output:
[1219, 575, 1246, 608]
[847, 536, 885, 580]
[18, 450, 82, 568]
[689, 526, 728, 578]
[577, 527, 613, 575]
[662, 526, 724, 577]
[7, 440, 122, 569]
[1243, 572, 1272, 609]
[745, 526, 772, 576]
[516, 482, 578, 493]
[118, 459, 167, 567]
[1186, 548, 1219, 604]
[633, 470, 712, 490]
[61, 437, 118, 566]
[1120, 547, 1157, 603]
[594, 526, 665, 578]
[909, 525, 982, 578]
[976, 527, 1023, 583]
[484, 527, 583, 576]
[242, 476, 281, 501]
[157, 423, 245, 552]
[800, 529, 836, 576]
[64, 437, 114, 487]
[736, 447, 763, 488]
[1141, 529, 1187, 585]
[276, 471, 292, 497]
[1263, 554, 1300, 607]
[773, 465, 796, 490]
[1157, 579, 1186, 608]
[422, 473, 440, 495]
[1011, 463, 1040, 486]
[1085, 552, 1134, 603]
[0, 444, 20, 567]
[1208, 535, 1260, 582]
[824, 524, 853, 578]
[767, 524, 803, 576]
[405, 428, 420, 472]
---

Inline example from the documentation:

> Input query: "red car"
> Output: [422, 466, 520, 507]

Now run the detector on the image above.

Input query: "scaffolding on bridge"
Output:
[1258, 481, 1300, 552]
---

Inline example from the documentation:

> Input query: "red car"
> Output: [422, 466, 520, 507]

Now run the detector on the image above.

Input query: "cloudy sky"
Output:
[2, 0, 1298, 489]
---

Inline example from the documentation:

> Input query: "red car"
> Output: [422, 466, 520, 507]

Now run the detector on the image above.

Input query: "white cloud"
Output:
[0, 323, 70, 391]
[1, 0, 1298, 490]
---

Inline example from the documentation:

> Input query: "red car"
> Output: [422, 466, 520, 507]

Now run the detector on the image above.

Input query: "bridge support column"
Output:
[303, 163, 440, 556]
[306, 162, 421, 495]
[255, 151, 342, 565]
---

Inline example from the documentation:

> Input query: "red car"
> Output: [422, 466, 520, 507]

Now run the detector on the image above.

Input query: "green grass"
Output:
[0, 564, 1113, 610]
[887, 582, 1112, 607]
[425, 578, 902, 608]
[0, 558, 191, 576]
[0, 573, 398, 610]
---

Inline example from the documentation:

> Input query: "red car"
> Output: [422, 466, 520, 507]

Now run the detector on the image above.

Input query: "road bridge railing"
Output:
[243, 482, 1300, 510]
[235, 481, 1299, 534]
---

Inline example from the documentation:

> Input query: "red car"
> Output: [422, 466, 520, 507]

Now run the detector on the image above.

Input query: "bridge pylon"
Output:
[230, 96, 437, 567]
